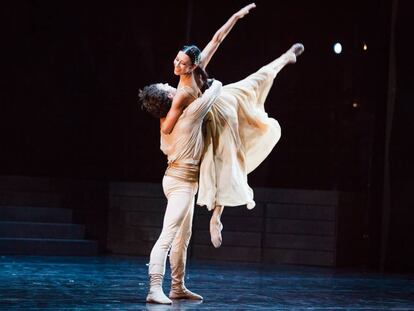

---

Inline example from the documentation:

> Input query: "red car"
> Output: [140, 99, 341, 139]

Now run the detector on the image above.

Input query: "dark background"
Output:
[1, 0, 413, 271]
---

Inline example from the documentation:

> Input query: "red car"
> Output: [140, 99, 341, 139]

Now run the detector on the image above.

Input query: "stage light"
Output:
[352, 102, 359, 108]
[363, 43, 368, 51]
[333, 43, 342, 54]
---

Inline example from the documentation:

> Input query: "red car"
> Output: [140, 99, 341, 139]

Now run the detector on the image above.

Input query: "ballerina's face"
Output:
[173, 51, 196, 76]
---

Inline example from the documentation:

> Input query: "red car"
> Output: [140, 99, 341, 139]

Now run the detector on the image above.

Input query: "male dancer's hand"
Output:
[234, 3, 256, 19]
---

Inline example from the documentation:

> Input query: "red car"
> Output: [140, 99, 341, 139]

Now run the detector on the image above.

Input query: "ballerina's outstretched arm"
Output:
[199, 3, 256, 71]
[161, 3, 256, 135]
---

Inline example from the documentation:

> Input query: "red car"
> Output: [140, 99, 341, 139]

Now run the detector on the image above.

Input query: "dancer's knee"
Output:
[155, 228, 179, 250]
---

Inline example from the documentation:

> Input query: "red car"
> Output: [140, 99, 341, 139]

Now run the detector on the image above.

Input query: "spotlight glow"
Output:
[363, 43, 368, 51]
[333, 43, 342, 54]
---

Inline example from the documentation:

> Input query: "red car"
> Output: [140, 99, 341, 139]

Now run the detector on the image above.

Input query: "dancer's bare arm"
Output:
[199, 3, 256, 70]
[161, 92, 193, 134]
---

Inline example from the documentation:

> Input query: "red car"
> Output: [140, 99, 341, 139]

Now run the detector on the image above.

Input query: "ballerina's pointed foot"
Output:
[286, 43, 305, 64]
[210, 219, 223, 248]
[291, 43, 305, 57]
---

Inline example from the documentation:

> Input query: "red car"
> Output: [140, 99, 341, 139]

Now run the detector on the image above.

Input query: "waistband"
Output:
[165, 160, 200, 183]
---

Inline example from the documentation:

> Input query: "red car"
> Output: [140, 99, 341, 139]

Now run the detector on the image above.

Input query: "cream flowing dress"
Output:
[197, 64, 282, 210]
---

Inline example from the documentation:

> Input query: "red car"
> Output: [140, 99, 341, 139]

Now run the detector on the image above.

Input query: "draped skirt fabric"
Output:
[197, 63, 284, 211]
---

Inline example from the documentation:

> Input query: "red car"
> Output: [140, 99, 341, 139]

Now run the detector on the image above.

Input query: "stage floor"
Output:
[0, 255, 413, 310]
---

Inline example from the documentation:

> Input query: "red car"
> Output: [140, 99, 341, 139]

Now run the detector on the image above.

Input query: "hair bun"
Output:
[181, 45, 201, 65]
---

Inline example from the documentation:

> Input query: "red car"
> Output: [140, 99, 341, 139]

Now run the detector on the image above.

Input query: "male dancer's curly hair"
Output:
[138, 84, 172, 119]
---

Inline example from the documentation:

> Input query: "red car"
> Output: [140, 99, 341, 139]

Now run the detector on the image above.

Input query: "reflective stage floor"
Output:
[1, 255, 413, 310]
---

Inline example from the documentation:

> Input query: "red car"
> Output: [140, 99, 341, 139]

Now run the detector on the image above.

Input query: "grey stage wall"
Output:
[108, 182, 366, 267]
[0, 176, 108, 252]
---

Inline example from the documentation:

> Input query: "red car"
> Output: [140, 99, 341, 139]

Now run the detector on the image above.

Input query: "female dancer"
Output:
[140, 43, 304, 304]
[140, 3, 257, 305]
[162, 3, 256, 135]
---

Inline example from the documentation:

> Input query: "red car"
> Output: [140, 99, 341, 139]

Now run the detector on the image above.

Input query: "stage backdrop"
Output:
[2, 0, 389, 192]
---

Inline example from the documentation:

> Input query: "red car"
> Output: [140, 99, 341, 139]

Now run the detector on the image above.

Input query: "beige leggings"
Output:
[148, 175, 198, 279]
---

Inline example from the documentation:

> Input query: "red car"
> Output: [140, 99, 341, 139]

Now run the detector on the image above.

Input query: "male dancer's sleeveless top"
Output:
[160, 81, 222, 182]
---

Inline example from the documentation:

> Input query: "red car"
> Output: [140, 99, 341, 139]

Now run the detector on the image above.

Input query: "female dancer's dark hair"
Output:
[181, 45, 210, 92]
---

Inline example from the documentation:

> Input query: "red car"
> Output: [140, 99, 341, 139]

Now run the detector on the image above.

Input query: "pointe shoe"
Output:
[146, 274, 172, 304]
[169, 285, 203, 300]
[286, 43, 305, 64]
[291, 43, 305, 57]
[210, 219, 223, 248]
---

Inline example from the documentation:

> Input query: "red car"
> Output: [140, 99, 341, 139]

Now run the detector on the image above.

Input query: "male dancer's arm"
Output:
[161, 90, 193, 134]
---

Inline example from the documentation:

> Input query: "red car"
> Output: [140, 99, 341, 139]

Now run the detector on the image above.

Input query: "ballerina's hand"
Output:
[234, 3, 256, 19]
